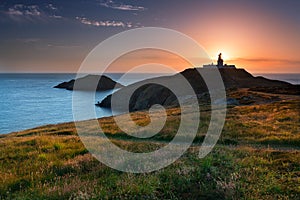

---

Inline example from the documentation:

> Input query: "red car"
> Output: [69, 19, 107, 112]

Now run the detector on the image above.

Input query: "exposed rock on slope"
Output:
[54, 75, 123, 91]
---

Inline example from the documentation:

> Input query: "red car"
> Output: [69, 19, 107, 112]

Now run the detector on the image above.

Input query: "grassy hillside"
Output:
[0, 90, 299, 199]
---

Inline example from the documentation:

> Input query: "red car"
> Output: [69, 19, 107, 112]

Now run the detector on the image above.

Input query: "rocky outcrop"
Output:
[97, 68, 294, 111]
[54, 75, 123, 91]
[214, 98, 240, 106]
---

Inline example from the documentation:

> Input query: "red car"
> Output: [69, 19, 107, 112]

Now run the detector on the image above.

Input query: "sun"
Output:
[220, 52, 230, 61]
[211, 51, 231, 62]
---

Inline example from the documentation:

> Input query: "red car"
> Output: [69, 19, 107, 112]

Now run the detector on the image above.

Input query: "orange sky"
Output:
[181, 2, 300, 73]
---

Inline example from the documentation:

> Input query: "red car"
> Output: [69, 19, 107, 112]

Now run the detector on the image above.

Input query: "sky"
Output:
[0, 0, 299, 73]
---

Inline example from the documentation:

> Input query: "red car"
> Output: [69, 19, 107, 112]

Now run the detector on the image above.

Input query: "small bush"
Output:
[53, 143, 63, 151]
[38, 153, 47, 161]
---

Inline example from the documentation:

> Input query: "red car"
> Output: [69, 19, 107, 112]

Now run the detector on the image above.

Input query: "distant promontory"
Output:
[97, 67, 298, 111]
[54, 74, 123, 91]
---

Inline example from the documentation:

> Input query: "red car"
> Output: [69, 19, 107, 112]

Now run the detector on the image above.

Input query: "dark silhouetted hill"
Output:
[54, 75, 123, 91]
[98, 68, 298, 111]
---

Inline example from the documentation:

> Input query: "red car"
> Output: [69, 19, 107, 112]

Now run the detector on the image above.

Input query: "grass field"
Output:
[0, 90, 299, 199]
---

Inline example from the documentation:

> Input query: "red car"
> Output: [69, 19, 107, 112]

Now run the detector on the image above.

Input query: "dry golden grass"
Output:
[0, 90, 299, 199]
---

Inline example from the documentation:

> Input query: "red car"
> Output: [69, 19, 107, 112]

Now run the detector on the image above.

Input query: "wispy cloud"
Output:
[99, 0, 146, 11]
[47, 44, 81, 49]
[46, 3, 62, 19]
[76, 16, 134, 28]
[50, 15, 62, 19]
[17, 38, 41, 43]
[229, 57, 300, 65]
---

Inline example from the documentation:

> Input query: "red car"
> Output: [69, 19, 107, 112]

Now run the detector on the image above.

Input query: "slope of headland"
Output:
[0, 88, 299, 199]
[54, 74, 124, 91]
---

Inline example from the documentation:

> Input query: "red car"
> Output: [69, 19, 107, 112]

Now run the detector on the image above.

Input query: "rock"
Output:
[239, 95, 255, 105]
[54, 79, 75, 90]
[54, 75, 123, 91]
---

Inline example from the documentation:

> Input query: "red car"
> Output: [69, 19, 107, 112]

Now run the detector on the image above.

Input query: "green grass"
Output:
[223, 100, 300, 147]
[0, 91, 299, 199]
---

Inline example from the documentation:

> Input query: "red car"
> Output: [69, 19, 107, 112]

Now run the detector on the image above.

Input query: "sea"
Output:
[0, 73, 299, 134]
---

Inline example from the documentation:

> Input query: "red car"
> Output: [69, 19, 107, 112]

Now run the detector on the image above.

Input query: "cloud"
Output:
[2, 3, 63, 21]
[50, 15, 62, 19]
[46, 4, 58, 11]
[76, 17, 134, 28]
[47, 44, 81, 49]
[46, 3, 63, 19]
[17, 38, 41, 43]
[6, 4, 41, 16]
[99, 0, 146, 11]
[230, 57, 300, 65]
[7, 8, 23, 16]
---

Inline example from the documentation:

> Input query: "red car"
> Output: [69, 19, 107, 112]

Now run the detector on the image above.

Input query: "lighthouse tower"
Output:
[217, 53, 224, 67]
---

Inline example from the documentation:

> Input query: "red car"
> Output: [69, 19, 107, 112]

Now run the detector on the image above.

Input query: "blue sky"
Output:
[0, 0, 299, 73]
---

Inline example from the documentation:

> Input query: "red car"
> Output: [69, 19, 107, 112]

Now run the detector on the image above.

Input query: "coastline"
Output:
[0, 72, 299, 135]
[3, 85, 299, 136]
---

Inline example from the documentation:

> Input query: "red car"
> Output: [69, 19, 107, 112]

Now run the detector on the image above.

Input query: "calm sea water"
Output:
[0, 73, 167, 134]
[253, 73, 300, 85]
[0, 73, 299, 134]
